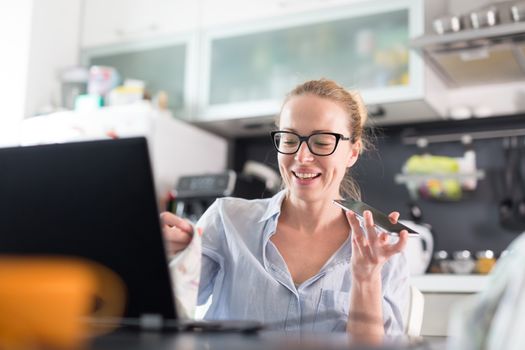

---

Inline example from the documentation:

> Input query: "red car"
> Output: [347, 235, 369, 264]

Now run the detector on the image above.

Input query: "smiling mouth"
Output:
[292, 171, 321, 180]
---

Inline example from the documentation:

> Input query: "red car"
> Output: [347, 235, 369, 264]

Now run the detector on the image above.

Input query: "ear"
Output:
[346, 141, 361, 168]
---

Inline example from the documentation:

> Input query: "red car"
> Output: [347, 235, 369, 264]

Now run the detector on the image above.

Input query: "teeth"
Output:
[295, 172, 319, 179]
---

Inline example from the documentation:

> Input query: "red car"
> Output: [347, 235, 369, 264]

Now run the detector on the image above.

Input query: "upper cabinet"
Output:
[199, 0, 417, 121]
[82, 36, 196, 120]
[81, 0, 199, 48]
[81, 0, 447, 136]
[199, 0, 368, 28]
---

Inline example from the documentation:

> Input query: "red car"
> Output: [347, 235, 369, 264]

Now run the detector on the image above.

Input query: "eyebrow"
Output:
[281, 128, 335, 133]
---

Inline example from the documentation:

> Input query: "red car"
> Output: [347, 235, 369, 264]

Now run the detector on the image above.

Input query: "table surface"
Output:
[90, 330, 446, 350]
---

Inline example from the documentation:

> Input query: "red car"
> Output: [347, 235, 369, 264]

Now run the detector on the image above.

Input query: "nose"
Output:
[294, 142, 314, 162]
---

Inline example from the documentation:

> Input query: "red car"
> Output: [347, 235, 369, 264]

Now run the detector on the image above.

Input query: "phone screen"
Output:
[333, 199, 419, 236]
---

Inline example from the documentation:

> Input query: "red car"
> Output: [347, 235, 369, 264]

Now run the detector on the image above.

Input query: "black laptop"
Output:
[0, 137, 264, 332]
[0, 138, 176, 320]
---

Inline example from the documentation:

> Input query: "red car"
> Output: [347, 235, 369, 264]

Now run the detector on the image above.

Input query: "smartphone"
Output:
[333, 199, 419, 236]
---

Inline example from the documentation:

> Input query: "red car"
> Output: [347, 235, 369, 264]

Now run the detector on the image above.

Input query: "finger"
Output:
[350, 211, 376, 260]
[164, 226, 192, 244]
[388, 211, 400, 224]
[384, 230, 409, 256]
[351, 232, 365, 258]
[378, 231, 389, 244]
[363, 210, 378, 247]
[346, 211, 366, 244]
[347, 211, 369, 252]
[160, 212, 193, 233]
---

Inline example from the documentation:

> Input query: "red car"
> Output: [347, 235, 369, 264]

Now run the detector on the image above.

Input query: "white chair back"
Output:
[404, 285, 425, 336]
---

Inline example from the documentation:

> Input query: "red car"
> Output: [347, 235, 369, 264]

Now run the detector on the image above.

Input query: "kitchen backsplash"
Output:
[232, 114, 525, 254]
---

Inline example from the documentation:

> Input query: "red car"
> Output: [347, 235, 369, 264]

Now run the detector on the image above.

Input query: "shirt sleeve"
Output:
[381, 251, 410, 335]
[195, 199, 226, 305]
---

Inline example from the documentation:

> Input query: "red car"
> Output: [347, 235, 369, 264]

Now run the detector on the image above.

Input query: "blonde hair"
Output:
[276, 78, 371, 200]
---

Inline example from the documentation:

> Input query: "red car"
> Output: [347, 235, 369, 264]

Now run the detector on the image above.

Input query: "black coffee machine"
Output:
[167, 170, 267, 222]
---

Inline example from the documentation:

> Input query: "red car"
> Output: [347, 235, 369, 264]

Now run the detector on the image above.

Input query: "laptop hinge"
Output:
[139, 314, 164, 331]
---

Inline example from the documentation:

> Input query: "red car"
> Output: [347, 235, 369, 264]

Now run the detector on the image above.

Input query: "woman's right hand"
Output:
[160, 212, 194, 256]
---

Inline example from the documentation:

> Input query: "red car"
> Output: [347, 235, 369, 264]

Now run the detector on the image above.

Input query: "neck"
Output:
[281, 192, 347, 234]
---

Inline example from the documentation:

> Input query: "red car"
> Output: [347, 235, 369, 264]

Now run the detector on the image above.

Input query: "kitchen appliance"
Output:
[412, 1, 525, 88]
[400, 220, 434, 276]
[169, 171, 267, 222]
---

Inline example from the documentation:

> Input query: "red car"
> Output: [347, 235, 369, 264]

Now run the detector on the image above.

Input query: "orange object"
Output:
[0, 256, 126, 349]
[475, 250, 496, 274]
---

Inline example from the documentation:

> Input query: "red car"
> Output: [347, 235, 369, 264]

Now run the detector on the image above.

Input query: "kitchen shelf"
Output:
[402, 128, 525, 145]
[395, 170, 485, 184]
[411, 22, 525, 50]
[411, 274, 488, 293]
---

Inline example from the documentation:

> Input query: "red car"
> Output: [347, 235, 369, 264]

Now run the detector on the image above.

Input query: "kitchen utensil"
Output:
[242, 160, 281, 194]
[470, 6, 499, 28]
[511, 2, 525, 22]
[516, 137, 525, 223]
[499, 137, 521, 231]
[433, 15, 462, 35]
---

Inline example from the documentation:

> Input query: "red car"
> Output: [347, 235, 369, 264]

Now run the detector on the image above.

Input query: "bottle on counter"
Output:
[475, 250, 496, 274]
[430, 250, 450, 273]
[449, 250, 476, 274]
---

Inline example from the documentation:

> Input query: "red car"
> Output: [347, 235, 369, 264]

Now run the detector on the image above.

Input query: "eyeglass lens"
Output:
[274, 132, 338, 155]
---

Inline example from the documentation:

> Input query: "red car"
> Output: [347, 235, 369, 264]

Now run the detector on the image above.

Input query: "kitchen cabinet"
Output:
[200, 0, 371, 28]
[195, 0, 445, 135]
[81, 0, 199, 48]
[80, 0, 448, 136]
[81, 34, 198, 120]
[411, 274, 488, 337]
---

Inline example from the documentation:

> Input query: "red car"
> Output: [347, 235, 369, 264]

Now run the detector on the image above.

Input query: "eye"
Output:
[313, 140, 331, 146]
[311, 134, 336, 147]
[281, 136, 298, 145]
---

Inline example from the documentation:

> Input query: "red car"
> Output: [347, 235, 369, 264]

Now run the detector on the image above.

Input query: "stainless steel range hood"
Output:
[411, 22, 525, 87]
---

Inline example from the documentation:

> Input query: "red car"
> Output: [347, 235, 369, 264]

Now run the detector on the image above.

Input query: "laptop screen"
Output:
[0, 137, 177, 320]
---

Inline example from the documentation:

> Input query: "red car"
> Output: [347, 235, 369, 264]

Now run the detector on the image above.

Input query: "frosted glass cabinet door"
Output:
[85, 42, 188, 118]
[202, 0, 419, 119]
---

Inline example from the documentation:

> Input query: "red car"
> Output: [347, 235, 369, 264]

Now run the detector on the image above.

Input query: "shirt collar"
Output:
[258, 189, 287, 223]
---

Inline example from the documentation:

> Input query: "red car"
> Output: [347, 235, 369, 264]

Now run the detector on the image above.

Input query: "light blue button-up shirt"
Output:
[196, 190, 409, 333]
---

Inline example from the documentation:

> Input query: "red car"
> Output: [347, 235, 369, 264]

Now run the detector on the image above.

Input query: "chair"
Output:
[404, 285, 425, 336]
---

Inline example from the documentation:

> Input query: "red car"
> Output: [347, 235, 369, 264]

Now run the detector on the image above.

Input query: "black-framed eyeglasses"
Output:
[271, 131, 352, 156]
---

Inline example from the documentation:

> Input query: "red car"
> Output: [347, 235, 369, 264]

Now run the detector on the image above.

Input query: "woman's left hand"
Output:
[346, 210, 408, 282]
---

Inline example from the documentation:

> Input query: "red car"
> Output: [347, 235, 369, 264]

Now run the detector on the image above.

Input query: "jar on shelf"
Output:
[449, 250, 476, 274]
[430, 250, 450, 273]
[475, 250, 496, 274]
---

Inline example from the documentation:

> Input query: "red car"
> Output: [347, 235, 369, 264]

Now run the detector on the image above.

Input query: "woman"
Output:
[161, 79, 409, 336]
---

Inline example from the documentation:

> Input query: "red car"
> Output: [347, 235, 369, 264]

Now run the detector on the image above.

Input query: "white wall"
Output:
[0, 1, 33, 124]
[24, 0, 82, 117]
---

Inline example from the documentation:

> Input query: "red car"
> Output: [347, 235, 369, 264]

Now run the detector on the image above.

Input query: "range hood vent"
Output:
[412, 22, 525, 87]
